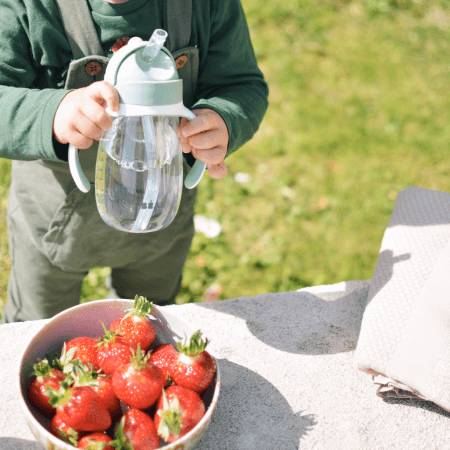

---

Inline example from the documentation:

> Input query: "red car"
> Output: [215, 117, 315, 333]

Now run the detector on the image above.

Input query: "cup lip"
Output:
[17, 299, 221, 450]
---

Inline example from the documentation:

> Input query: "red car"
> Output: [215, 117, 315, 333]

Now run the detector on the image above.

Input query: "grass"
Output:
[1, 0, 450, 317]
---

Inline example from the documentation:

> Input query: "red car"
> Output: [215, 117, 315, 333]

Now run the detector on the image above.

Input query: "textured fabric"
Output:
[2, 0, 267, 323]
[3, 0, 198, 323]
[3, 157, 197, 323]
[165, 0, 191, 52]
[0, 0, 268, 161]
[54, 0, 104, 58]
[355, 186, 450, 411]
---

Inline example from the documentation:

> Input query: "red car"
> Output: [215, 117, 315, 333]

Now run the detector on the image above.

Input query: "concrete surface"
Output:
[2, 280, 450, 450]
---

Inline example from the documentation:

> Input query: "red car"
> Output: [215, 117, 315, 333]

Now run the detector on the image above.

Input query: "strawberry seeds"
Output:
[26, 296, 216, 450]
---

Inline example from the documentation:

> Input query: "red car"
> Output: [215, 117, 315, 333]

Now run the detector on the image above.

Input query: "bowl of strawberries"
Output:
[17, 296, 220, 450]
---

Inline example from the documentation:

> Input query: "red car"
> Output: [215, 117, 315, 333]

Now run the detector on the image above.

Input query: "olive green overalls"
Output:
[3, 0, 200, 322]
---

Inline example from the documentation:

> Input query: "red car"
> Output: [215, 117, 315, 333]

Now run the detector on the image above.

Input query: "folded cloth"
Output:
[355, 186, 450, 412]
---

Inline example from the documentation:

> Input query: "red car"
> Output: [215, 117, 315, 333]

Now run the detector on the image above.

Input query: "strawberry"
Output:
[171, 330, 216, 394]
[48, 381, 111, 432]
[27, 358, 66, 418]
[73, 367, 121, 420]
[154, 386, 206, 443]
[110, 296, 156, 351]
[77, 432, 114, 450]
[149, 343, 177, 383]
[65, 337, 100, 371]
[112, 345, 165, 410]
[97, 325, 134, 377]
[112, 409, 159, 450]
[49, 414, 85, 446]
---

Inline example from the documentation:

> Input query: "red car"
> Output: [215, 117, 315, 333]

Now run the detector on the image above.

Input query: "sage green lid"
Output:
[104, 37, 183, 106]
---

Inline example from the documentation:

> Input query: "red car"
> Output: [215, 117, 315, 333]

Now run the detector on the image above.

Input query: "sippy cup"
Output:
[68, 29, 206, 233]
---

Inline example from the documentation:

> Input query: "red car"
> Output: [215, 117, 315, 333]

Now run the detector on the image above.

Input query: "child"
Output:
[0, 0, 269, 322]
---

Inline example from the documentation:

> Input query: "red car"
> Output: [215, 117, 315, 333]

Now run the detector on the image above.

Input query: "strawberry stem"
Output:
[55, 427, 79, 447]
[176, 330, 210, 357]
[129, 344, 150, 371]
[97, 323, 119, 348]
[72, 364, 101, 388]
[109, 417, 134, 450]
[125, 295, 153, 318]
[32, 359, 53, 380]
[82, 438, 110, 450]
[45, 378, 73, 407]
[156, 390, 182, 441]
[58, 343, 88, 375]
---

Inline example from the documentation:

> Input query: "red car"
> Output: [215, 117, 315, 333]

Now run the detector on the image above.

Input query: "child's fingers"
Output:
[79, 82, 120, 132]
[63, 125, 95, 150]
[180, 109, 223, 137]
[72, 114, 103, 141]
[191, 145, 227, 165]
[178, 109, 229, 180]
[178, 118, 193, 154]
[53, 82, 119, 146]
[187, 128, 224, 150]
[206, 161, 228, 179]
[85, 81, 120, 113]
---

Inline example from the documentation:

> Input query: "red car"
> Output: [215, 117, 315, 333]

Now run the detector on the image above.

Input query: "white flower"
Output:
[194, 215, 222, 238]
[234, 172, 251, 183]
[258, 164, 268, 174]
[281, 186, 295, 199]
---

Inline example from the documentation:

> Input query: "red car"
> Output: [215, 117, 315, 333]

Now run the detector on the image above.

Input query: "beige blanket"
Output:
[355, 186, 450, 411]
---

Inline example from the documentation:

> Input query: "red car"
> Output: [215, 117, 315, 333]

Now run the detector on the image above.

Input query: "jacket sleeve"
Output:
[192, 0, 269, 157]
[0, 0, 69, 161]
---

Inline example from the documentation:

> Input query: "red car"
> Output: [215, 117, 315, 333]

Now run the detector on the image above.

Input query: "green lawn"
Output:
[1, 0, 450, 317]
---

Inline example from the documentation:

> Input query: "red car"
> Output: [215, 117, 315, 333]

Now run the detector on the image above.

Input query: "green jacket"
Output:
[0, 0, 268, 162]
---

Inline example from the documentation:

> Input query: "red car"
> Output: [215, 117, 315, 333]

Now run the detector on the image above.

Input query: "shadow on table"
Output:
[197, 282, 370, 356]
[383, 397, 450, 420]
[198, 359, 316, 450]
[364, 249, 410, 305]
[0, 437, 42, 450]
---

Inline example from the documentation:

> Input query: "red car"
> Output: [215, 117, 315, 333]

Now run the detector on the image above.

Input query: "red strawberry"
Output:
[49, 414, 85, 446]
[154, 386, 206, 443]
[77, 432, 114, 450]
[112, 409, 159, 450]
[73, 367, 121, 420]
[112, 345, 165, 410]
[48, 382, 111, 432]
[97, 325, 134, 377]
[149, 343, 177, 383]
[65, 337, 100, 371]
[27, 358, 66, 418]
[110, 296, 156, 351]
[171, 330, 216, 394]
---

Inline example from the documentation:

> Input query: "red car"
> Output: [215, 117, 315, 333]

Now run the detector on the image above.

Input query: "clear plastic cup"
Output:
[95, 116, 183, 233]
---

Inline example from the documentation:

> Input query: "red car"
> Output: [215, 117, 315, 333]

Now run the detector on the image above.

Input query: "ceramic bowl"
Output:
[17, 299, 220, 450]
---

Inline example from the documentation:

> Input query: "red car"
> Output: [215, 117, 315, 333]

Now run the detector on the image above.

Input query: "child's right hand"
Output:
[53, 81, 120, 149]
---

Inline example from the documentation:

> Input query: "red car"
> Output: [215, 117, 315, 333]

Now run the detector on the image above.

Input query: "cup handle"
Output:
[180, 108, 207, 189]
[68, 144, 91, 193]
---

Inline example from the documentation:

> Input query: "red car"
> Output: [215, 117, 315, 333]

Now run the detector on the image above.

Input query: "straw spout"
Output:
[141, 29, 168, 63]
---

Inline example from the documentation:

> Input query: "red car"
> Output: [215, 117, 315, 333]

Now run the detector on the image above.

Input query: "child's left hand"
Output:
[178, 109, 228, 179]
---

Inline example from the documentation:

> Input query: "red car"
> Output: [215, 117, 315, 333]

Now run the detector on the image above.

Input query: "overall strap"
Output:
[54, 0, 104, 58]
[165, 0, 192, 52]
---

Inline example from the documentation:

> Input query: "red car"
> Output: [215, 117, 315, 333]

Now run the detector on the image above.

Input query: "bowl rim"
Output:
[17, 299, 221, 450]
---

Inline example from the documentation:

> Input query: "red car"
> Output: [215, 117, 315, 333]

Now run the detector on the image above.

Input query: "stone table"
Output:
[1, 280, 450, 450]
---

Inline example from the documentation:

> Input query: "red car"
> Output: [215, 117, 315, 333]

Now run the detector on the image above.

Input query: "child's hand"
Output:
[178, 109, 228, 179]
[53, 81, 120, 149]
